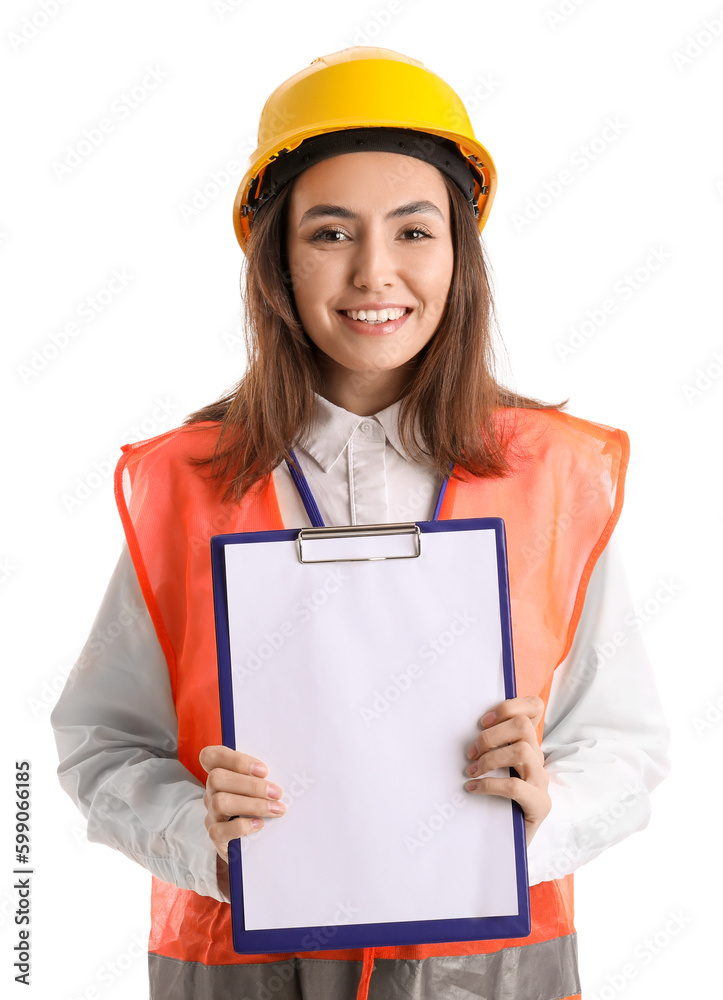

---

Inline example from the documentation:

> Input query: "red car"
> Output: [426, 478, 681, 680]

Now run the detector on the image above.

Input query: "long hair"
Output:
[185, 170, 566, 503]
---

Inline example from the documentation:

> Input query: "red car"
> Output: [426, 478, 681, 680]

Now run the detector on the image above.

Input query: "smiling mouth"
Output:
[339, 307, 410, 324]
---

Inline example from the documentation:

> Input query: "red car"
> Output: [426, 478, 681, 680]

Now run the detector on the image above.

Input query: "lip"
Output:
[336, 307, 412, 336]
[338, 303, 413, 311]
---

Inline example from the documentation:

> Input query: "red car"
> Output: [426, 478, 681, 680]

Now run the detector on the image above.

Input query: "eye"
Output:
[400, 226, 433, 240]
[311, 227, 349, 243]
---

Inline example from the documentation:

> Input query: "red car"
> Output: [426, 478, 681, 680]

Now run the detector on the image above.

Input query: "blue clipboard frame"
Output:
[210, 516, 531, 953]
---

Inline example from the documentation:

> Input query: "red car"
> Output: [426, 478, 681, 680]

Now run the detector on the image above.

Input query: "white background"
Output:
[1, 0, 721, 997]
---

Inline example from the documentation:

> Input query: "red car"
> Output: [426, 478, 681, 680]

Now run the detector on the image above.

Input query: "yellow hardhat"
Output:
[232, 46, 497, 253]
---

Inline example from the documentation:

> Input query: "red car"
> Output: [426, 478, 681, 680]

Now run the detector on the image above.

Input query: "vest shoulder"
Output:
[118, 421, 223, 473]
[501, 406, 629, 459]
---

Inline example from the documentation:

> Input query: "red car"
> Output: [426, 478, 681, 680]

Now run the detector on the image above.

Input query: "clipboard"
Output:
[210, 517, 531, 955]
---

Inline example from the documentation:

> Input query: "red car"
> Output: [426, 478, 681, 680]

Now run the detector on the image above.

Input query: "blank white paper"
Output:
[223, 526, 520, 931]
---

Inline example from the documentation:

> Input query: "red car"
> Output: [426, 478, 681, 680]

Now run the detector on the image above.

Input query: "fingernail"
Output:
[250, 762, 267, 777]
[481, 711, 496, 726]
[266, 782, 282, 799]
[251, 818, 263, 830]
[466, 781, 479, 792]
[466, 763, 477, 776]
[269, 801, 286, 814]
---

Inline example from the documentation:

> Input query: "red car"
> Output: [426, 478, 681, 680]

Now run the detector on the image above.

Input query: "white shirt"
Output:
[51, 392, 670, 902]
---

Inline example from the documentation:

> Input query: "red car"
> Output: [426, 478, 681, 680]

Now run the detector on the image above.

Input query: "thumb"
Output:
[198, 744, 224, 772]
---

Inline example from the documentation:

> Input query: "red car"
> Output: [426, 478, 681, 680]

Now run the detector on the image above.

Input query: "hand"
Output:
[199, 746, 287, 867]
[464, 696, 551, 844]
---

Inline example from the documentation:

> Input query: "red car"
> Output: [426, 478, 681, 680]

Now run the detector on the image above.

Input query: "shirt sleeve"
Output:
[50, 542, 230, 903]
[526, 532, 671, 885]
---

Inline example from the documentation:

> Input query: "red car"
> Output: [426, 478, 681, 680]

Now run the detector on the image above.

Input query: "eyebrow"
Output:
[298, 200, 445, 227]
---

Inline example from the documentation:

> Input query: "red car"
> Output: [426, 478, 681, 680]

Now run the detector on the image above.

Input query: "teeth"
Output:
[344, 308, 407, 323]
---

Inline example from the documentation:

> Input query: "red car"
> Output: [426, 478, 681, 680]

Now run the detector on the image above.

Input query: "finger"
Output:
[204, 767, 282, 803]
[477, 696, 545, 731]
[207, 815, 266, 854]
[199, 745, 268, 777]
[466, 741, 546, 782]
[204, 788, 286, 825]
[468, 714, 539, 759]
[465, 773, 551, 825]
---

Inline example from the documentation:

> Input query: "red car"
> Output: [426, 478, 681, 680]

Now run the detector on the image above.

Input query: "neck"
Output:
[317, 359, 414, 416]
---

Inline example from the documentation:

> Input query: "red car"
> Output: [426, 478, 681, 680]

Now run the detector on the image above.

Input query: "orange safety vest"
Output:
[114, 406, 628, 1000]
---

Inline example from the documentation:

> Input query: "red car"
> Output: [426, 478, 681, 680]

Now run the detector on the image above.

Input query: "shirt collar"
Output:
[297, 391, 422, 472]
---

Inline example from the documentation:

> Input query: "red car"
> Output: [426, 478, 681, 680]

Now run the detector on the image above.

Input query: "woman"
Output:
[52, 47, 670, 1000]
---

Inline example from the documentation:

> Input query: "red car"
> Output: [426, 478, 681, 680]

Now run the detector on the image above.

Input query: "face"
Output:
[285, 150, 454, 410]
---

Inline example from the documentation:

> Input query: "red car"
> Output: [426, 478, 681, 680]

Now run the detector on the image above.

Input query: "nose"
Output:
[351, 230, 396, 292]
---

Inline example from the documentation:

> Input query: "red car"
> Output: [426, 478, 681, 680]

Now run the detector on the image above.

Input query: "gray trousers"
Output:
[149, 934, 581, 999]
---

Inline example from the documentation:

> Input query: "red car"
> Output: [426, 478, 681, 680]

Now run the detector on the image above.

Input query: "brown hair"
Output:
[185, 170, 566, 503]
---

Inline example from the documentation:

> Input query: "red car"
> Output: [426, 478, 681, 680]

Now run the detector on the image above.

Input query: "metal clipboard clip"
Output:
[297, 522, 422, 564]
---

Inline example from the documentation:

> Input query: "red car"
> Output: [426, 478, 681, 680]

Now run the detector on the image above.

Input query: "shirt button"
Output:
[360, 422, 372, 433]
[185, 873, 194, 886]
